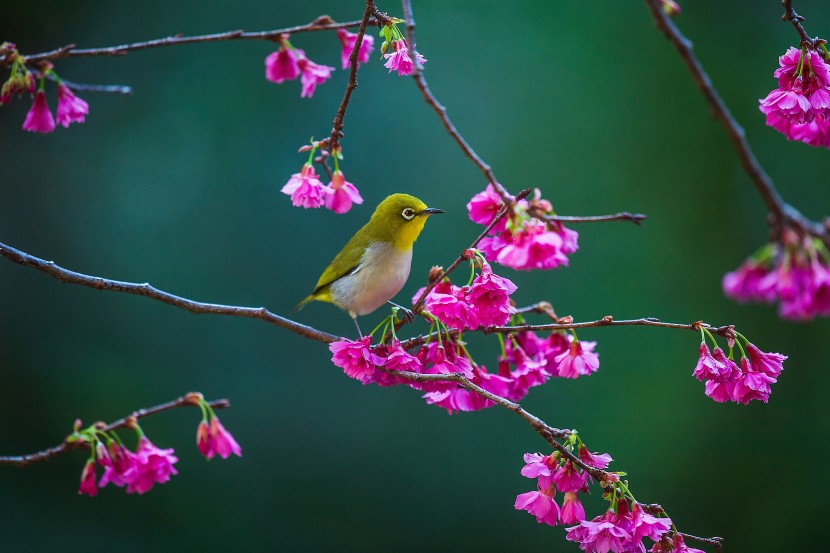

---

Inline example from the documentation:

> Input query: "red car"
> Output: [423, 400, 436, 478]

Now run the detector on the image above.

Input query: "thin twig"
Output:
[545, 212, 647, 225]
[484, 317, 735, 339]
[645, 0, 828, 245]
[43, 73, 133, 95]
[20, 17, 376, 64]
[0, 241, 338, 344]
[782, 0, 815, 49]
[326, 1, 375, 153]
[0, 394, 229, 466]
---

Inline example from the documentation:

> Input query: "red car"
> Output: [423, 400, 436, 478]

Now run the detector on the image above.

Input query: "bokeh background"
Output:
[1, 1, 828, 551]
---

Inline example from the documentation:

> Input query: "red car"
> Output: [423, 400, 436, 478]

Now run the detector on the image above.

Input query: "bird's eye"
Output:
[401, 208, 416, 220]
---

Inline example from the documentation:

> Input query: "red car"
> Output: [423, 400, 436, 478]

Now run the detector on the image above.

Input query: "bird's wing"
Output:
[310, 240, 367, 296]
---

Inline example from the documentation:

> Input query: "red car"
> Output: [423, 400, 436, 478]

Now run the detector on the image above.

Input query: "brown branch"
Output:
[645, 0, 829, 246]
[484, 316, 735, 340]
[545, 212, 647, 225]
[20, 17, 376, 64]
[326, 1, 375, 153]
[678, 532, 724, 553]
[43, 72, 133, 95]
[0, 241, 338, 344]
[782, 0, 816, 49]
[0, 394, 229, 466]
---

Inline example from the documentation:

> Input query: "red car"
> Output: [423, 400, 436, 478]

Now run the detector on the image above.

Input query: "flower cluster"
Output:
[413, 254, 517, 330]
[281, 143, 363, 213]
[723, 233, 830, 320]
[693, 335, 786, 405]
[75, 401, 241, 496]
[467, 184, 578, 271]
[1, 44, 90, 134]
[565, 501, 673, 553]
[329, 325, 599, 415]
[515, 445, 610, 527]
[378, 21, 426, 76]
[759, 46, 830, 148]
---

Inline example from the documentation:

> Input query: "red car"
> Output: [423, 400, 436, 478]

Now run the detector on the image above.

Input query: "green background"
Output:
[1, 1, 828, 551]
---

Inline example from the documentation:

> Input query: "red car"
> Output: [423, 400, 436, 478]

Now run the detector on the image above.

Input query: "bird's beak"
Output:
[419, 208, 445, 216]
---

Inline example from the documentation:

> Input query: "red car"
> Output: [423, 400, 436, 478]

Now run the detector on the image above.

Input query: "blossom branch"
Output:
[645, 0, 829, 245]
[0, 393, 229, 467]
[19, 17, 375, 65]
[544, 212, 647, 225]
[43, 72, 133, 95]
[485, 316, 736, 340]
[0, 241, 338, 344]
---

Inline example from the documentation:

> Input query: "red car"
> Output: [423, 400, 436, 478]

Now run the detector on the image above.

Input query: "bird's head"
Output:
[369, 193, 444, 250]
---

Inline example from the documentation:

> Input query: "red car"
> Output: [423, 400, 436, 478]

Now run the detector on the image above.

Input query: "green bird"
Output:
[297, 193, 444, 334]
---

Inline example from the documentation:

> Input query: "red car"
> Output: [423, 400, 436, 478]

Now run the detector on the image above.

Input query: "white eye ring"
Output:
[402, 208, 416, 220]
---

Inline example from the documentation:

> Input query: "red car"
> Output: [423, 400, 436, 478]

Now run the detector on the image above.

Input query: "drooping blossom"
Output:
[514, 488, 560, 527]
[265, 40, 334, 98]
[466, 264, 517, 326]
[374, 340, 422, 387]
[125, 436, 179, 494]
[559, 492, 586, 525]
[745, 342, 787, 378]
[336, 28, 374, 69]
[415, 341, 474, 393]
[56, 83, 89, 127]
[281, 163, 332, 208]
[22, 91, 56, 133]
[692, 343, 736, 383]
[553, 339, 599, 379]
[699, 343, 785, 405]
[520, 452, 556, 479]
[329, 336, 385, 384]
[298, 55, 335, 98]
[325, 170, 363, 214]
[759, 47, 830, 148]
[98, 441, 138, 489]
[79, 459, 98, 497]
[723, 234, 830, 320]
[265, 43, 301, 83]
[466, 183, 510, 232]
[197, 415, 242, 460]
[552, 461, 588, 493]
[415, 280, 478, 330]
[578, 445, 613, 470]
[383, 39, 426, 76]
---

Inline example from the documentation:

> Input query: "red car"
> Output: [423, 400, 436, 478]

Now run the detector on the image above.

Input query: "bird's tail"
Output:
[294, 295, 315, 312]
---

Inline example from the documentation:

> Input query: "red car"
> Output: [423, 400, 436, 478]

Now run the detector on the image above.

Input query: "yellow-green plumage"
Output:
[297, 193, 443, 318]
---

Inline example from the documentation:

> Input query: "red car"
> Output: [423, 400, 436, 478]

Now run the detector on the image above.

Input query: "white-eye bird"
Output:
[297, 193, 444, 334]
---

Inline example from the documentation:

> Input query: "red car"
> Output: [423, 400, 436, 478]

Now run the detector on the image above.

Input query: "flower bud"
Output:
[380, 41, 389, 55]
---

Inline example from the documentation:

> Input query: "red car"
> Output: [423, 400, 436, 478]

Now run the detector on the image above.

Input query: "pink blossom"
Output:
[424, 364, 512, 413]
[480, 218, 578, 271]
[325, 170, 363, 214]
[329, 336, 385, 384]
[553, 339, 599, 379]
[521, 452, 556, 479]
[281, 163, 332, 208]
[336, 28, 374, 69]
[298, 55, 335, 98]
[416, 342, 474, 393]
[466, 184, 506, 231]
[415, 281, 479, 330]
[265, 44, 301, 83]
[759, 47, 830, 147]
[79, 459, 98, 497]
[665, 534, 706, 553]
[22, 91, 55, 133]
[731, 358, 776, 405]
[56, 84, 89, 127]
[197, 416, 242, 460]
[710, 347, 741, 382]
[704, 378, 737, 403]
[745, 342, 787, 378]
[126, 437, 179, 494]
[98, 442, 138, 488]
[514, 489, 560, 526]
[552, 461, 587, 493]
[578, 445, 613, 469]
[560, 492, 586, 525]
[383, 39, 426, 76]
[466, 264, 517, 326]
[630, 503, 673, 543]
[692, 343, 734, 382]
[374, 340, 422, 387]
[723, 260, 773, 303]
[565, 509, 631, 553]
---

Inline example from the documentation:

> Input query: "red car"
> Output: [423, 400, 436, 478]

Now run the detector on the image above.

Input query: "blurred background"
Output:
[1, 1, 828, 551]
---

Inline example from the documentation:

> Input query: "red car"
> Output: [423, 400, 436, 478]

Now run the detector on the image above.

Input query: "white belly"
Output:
[330, 242, 412, 316]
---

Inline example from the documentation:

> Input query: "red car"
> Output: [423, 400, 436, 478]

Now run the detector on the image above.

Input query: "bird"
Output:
[297, 193, 444, 335]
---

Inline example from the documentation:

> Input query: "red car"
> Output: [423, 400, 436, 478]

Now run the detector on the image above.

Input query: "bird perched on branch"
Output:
[297, 193, 444, 335]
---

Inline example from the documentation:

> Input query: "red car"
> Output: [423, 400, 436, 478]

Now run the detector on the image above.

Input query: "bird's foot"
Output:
[388, 301, 416, 323]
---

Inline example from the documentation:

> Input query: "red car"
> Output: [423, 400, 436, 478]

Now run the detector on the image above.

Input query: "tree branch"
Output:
[0, 394, 229, 466]
[20, 17, 376, 64]
[782, 0, 816, 49]
[645, 0, 829, 245]
[0, 241, 338, 344]
[545, 212, 647, 225]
